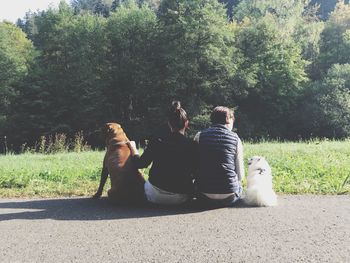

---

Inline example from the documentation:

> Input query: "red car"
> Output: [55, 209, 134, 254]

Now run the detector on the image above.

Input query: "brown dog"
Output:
[93, 123, 145, 204]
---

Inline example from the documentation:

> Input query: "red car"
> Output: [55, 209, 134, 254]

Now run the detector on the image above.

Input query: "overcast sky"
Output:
[0, 0, 68, 23]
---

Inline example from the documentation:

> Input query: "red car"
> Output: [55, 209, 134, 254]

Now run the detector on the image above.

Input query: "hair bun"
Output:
[168, 100, 188, 130]
[171, 101, 181, 111]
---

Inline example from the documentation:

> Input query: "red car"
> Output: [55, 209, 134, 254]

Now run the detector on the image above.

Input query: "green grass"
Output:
[244, 139, 350, 194]
[0, 151, 105, 197]
[0, 140, 349, 197]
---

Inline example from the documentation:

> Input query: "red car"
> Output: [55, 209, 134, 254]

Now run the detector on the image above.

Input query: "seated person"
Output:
[127, 101, 197, 205]
[194, 106, 244, 207]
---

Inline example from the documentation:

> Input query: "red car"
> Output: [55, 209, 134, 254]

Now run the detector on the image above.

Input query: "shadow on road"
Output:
[0, 197, 252, 221]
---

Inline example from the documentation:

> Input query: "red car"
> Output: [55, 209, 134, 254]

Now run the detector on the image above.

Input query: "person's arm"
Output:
[235, 137, 244, 182]
[193, 132, 200, 143]
[191, 132, 201, 180]
[127, 140, 153, 169]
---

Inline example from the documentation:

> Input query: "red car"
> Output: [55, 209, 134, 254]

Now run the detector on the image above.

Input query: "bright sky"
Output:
[0, 0, 68, 23]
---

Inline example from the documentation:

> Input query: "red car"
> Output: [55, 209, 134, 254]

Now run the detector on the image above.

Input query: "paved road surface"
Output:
[0, 195, 349, 263]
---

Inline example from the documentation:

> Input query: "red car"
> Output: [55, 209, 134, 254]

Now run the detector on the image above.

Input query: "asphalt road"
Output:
[0, 195, 349, 263]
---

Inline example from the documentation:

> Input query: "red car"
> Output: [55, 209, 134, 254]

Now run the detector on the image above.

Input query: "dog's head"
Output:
[247, 156, 270, 174]
[104, 122, 129, 146]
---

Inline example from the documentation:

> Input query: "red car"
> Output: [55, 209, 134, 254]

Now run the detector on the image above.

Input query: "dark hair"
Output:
[210, 106, 234, 125]
[168, 101, 188, 130]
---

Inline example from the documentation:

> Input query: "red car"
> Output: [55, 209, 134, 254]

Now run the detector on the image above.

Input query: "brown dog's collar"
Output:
[109, 140, 129, 146]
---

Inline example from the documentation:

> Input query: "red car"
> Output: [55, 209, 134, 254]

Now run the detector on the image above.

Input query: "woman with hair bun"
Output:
[127, 101, 197, 205]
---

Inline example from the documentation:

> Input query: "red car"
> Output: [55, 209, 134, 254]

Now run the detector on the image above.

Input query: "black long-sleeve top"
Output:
[131, 132, 198, 194]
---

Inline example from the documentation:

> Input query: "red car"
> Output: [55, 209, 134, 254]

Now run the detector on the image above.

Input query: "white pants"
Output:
[144, 180, 190, 205]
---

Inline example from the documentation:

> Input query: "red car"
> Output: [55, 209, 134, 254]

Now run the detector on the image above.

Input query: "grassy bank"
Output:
[0, 140, 349, 197]
[0, 151, 105, 197]
[244, 139, 350, 194]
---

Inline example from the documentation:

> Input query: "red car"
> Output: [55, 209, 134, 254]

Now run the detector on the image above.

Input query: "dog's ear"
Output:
[105, 123, 121, 133]
[104, 123, 112, 135]
[259, 156, 267, 162]
[248, 157, 253, 165]
[253, 156, 262, 162]
[104, 123, 116, 144]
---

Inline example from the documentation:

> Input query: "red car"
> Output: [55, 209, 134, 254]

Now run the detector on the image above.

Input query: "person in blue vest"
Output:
[194, 106, 244, 207]
[127, 101, 198, 205]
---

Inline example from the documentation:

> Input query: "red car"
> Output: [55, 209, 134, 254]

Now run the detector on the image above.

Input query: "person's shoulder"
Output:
[177, 133, 192, 142]
[181, 135, 198, 154]
[231, 131, 242, 144]
[175, 133, 196, 146]
[230, 130, 240, 137]
[153, 124, 171, 138]
[196, 127, 212, 136]
[146, 134, 165, 148]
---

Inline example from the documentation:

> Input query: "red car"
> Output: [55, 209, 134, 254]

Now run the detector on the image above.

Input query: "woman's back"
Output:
[147, 132, 197, 194]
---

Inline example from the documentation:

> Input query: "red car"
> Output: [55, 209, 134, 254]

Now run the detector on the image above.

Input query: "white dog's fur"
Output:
[244, 156, 277, 207]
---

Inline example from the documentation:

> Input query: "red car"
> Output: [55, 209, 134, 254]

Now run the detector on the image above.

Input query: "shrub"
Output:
[19, 132, 90, 154]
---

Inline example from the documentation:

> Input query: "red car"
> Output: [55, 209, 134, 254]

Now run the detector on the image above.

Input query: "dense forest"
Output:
[1, 0, 350, 152]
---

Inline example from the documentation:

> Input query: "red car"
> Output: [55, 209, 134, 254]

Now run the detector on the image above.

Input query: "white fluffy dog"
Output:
[244, 156, 277, 207]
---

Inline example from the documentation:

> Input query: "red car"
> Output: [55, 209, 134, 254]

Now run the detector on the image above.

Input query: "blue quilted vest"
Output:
[197, 124, 240, 194]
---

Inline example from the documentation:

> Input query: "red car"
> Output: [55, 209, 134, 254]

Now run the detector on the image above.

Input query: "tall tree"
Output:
[310, 0, 350, 20]
[316, 64, 350, 137]
[16, 11, 38, 41]
[293, 4, 324, 80]
[233, 0, 306, 22]
[0, 22, 35, 135]
[105, 1, 158, 139]
[318, 1, 350, 76]
[295, 64, 350, 138]
[234, 14, 308, 138]
[219, 0, 241, 19]
[157, 0, 238, 118]
[9, 3, 110, 145]
[71, 0, 113, 15]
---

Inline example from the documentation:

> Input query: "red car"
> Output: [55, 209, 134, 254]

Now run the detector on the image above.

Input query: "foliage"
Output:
[0, 22, 35, 134]
[293, 63, 350, 138]
[317, 1, 350, 75]
[233, 0, 306, 22]
[70, 0, 160, 15]
[71, 0, 113, 16]
[20, 132, 91, 154]
[224, 0, 349, 20]
[233, 14, 308, 138]
[310, 0, 347, 20]
[2, 0, 350, 151]
[16, 11, 38, 41]
[8, 5, 110, 147]
[316, 64, 350, 137]
[157, 0, 239, 118]
[104, 1, 158, 139]
[294, 18, 324, 79]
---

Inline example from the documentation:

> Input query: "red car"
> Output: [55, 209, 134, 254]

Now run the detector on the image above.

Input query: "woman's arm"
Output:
[193, 132, 200, 143]
[127, 140, 153, 169]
